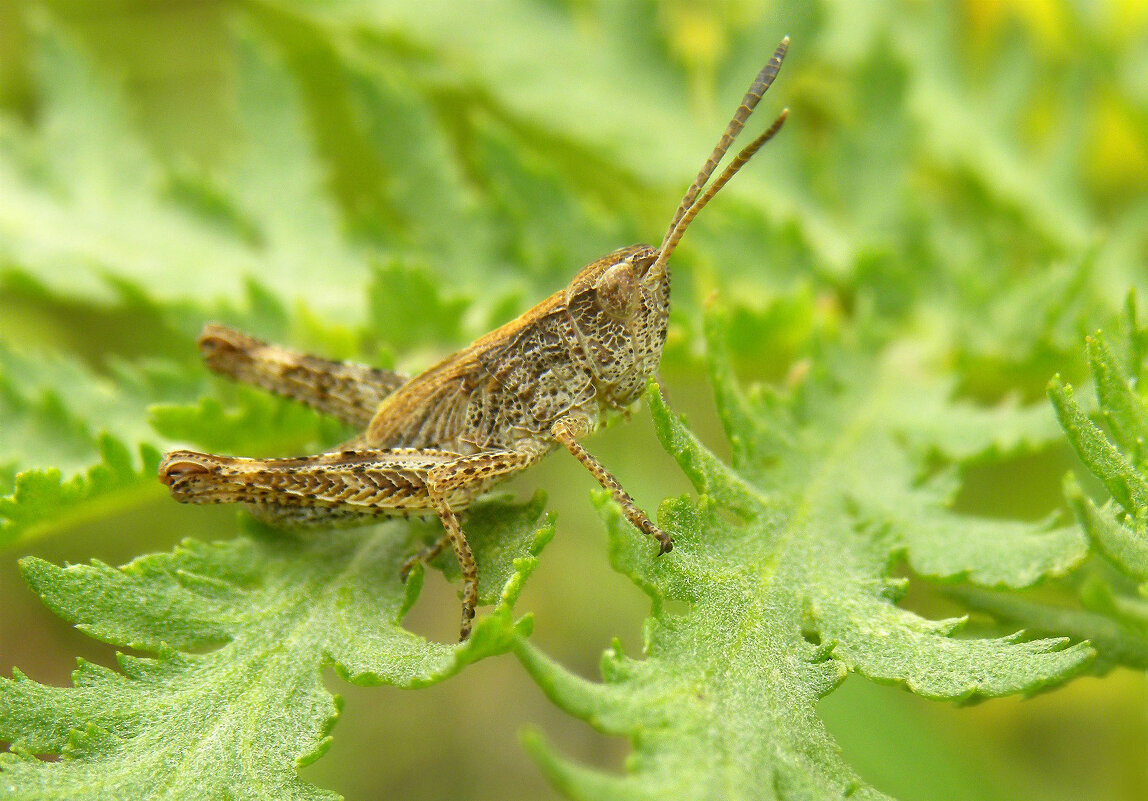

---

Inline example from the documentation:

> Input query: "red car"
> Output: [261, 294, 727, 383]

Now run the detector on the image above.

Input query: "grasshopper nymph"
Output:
[160, 38, 789, 640]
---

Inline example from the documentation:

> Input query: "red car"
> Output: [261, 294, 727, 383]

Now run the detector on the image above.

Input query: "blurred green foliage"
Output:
[1, 0, 1147, 799]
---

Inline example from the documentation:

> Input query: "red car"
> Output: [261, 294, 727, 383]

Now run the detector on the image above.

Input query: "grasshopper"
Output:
[159, 37, 789, 640]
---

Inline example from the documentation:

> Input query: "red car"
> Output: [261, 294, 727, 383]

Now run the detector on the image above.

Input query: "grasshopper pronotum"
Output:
[160, 38, 789, 640]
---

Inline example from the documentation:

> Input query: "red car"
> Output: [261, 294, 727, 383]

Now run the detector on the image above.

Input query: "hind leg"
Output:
[197, 324, 408, 427]
[159, 442, 546, 640]
[159, 447, 460, 513]
[246, 502, 397, 528]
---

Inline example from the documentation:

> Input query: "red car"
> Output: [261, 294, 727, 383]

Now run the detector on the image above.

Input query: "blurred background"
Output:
[2, 0, 1147, 798]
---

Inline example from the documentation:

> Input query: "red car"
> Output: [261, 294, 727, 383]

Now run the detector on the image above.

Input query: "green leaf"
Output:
[0, 436, 162, 548]
[1087, 331, 1148, 463]
[149, 389, 350, 458]
[1051, 377, 1148, 511]
[1051, 328, 1148, 534]
[947, 585, 1148, 674]
[366, 259, 469, 352]
[0, 22, 372, 316]
[4, 1, 1147, 797]
[513, 309, 1093, 799]
[0, 496, 552, 799]
[0, 339, 199, 546]
[1065, 476, 1148, 584]
[1040, 303, 1148, 673]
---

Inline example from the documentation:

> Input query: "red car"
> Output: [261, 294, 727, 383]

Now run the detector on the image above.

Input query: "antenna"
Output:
[647, 36, 789, 280]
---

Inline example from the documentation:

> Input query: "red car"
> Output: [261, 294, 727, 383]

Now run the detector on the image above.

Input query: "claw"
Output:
[645, 522, 674, 555]
[398, 556, 418, 584]
[458, 611, 474, 641]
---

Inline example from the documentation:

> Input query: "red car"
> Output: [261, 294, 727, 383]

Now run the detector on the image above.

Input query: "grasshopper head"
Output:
[561, 244, 667, 406]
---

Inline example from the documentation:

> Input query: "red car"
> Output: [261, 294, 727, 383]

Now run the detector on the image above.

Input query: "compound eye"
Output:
[594, 261, 636, 319]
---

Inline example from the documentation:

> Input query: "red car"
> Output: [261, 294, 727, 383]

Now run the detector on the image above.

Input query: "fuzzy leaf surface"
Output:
[516, 311, 1093, 800]
[0, 496, 550, 799]
[2, 0, 1146, 797]
[1007, 301, 1148, 672]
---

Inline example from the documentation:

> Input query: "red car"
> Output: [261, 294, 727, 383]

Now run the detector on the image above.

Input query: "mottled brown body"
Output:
[160, 38, 790, 639]
[362, 243, 665, 455]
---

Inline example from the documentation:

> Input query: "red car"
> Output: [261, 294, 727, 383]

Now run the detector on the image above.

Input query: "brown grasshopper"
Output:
[159, 37, 789, 640]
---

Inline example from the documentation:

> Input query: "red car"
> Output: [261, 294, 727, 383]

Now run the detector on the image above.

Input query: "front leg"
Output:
[551, 416, 674, 554]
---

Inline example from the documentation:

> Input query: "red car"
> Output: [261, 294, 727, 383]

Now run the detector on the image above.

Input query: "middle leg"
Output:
[423, 444, 550, 639]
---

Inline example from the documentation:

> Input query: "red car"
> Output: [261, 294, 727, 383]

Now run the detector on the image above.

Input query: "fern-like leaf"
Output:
[514, 308, 1092, 799]
[0, 497, 550, 798]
